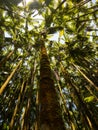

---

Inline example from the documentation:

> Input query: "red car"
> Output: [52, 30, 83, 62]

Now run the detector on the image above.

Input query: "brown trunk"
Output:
[39, 42, 65, 130]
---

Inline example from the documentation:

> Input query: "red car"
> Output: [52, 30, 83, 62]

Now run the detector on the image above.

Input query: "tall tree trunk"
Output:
[39, 42, 65, 130]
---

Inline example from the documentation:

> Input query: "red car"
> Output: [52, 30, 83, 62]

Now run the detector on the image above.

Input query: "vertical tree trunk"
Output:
[39, 42, 65, 130]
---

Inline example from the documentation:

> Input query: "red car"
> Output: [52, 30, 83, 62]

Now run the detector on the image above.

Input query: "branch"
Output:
[65, 9, 98, 23]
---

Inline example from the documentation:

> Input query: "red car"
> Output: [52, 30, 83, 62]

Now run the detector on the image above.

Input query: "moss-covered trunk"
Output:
[39, 42, 65, 130]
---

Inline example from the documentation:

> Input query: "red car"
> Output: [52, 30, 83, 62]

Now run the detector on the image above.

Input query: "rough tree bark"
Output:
[39, 41, 66, 130]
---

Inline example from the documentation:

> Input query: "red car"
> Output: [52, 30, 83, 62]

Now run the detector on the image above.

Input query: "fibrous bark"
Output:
[39, 42, 65, 130]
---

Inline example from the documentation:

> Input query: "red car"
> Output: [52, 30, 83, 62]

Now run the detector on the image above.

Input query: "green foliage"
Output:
[84, 96, 95, 103]
[0, 0, 98, 129]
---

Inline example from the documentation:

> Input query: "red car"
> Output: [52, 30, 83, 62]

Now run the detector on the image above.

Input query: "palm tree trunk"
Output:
[39, 42, 65, 130]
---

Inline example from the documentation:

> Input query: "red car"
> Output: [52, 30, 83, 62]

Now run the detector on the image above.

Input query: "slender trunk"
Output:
[70, 87, 90, 129]
[35, 74, 40, 130]
[23, 64, 36, 130]
[39, 42, 65, 130]
[0, 29, 4, 52]
[35, 87, 39, 130]
[9, 81, 26, 129]
[70, 63, 98, 101]
[57, 83, 76, 130]
[23, 98, 31, 130]
[53, 69, 75, 129]
[60, 62, 98, 129]
[71, 82, 98, 130]
[0, 60, 22, 95]
[72, 63, 98, 91]
[0, 50, 14, 67]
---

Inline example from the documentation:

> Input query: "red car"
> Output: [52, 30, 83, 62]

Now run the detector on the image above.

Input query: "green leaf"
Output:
[84, 96, 95, 103]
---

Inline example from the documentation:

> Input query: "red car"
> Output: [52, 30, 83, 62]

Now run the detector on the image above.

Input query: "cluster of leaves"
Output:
[0, 0, 98, 129]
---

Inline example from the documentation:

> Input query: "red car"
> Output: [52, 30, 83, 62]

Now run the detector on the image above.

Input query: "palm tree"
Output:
[39, 41, 65, 130]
